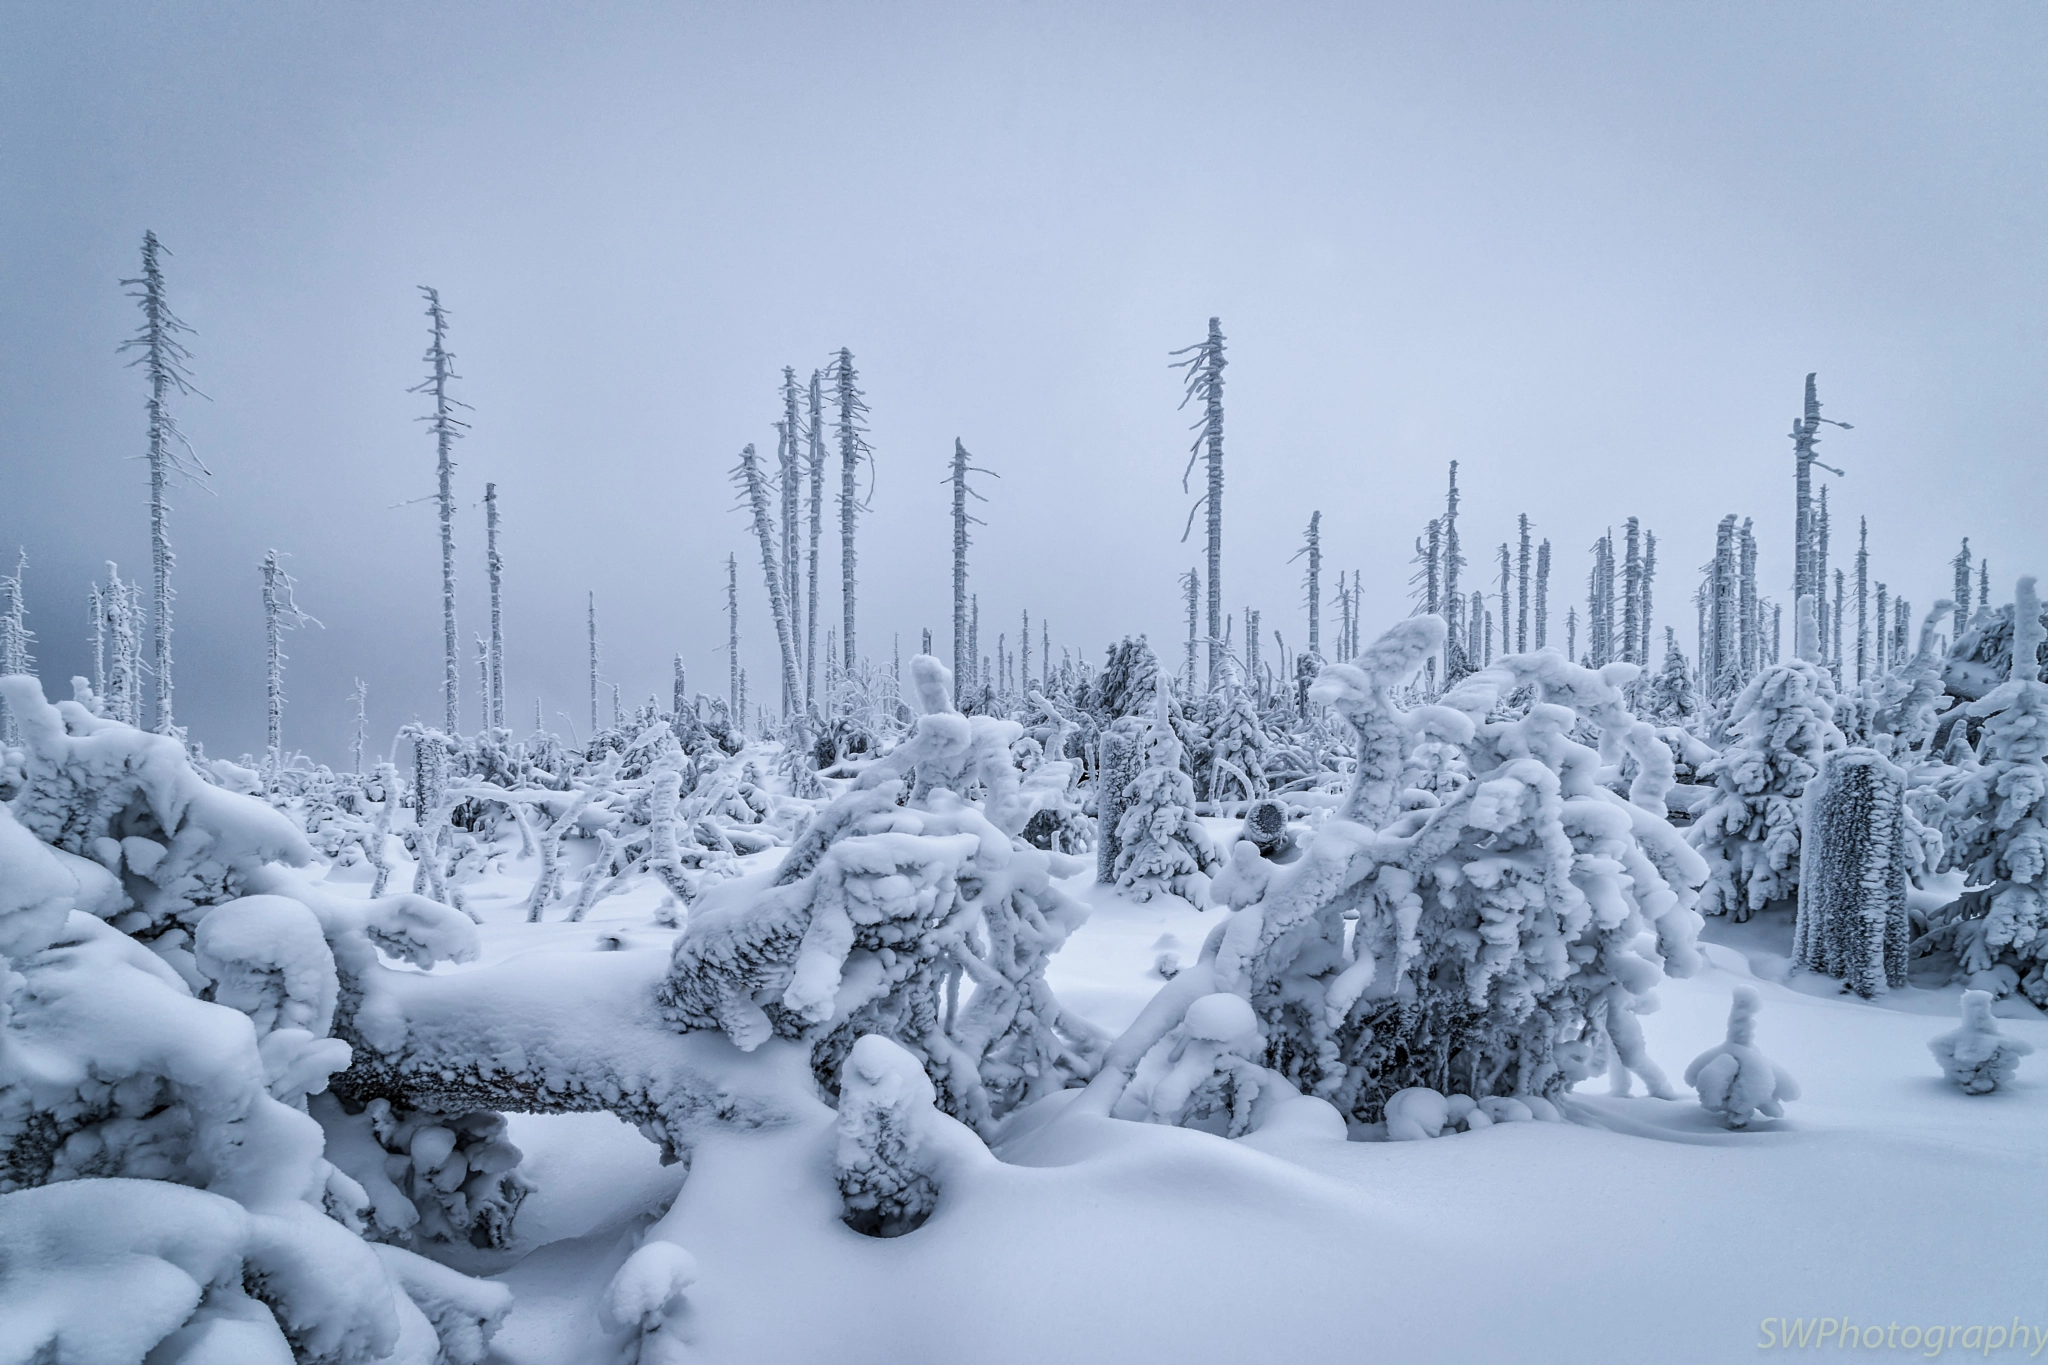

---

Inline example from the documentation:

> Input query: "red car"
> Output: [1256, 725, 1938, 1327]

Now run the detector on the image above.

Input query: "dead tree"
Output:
[120, 231, 208, 734]
[1170, 317, 1227, 688]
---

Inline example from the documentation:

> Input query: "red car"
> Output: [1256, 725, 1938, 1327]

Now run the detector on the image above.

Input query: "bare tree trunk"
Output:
[1171, 318, 1226, 688]
[949, 440, 994, 704]
[412, 287, 467, 737]
[806, 371, 825, 713]
[832, 349, 870, 670]
[486, 482, 504, 729]
[588, 592, 600, 735]
[781, 369, 803, 678]
[734, 443, 803, 720]
[728, 553, 741, 718]
[1516, 515, 1531, 653]
[120, 232, 206, 735]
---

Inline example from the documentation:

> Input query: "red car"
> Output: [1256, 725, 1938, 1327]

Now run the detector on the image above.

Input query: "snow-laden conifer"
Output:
[1689, 594, 1844, 920]
[1923, 576, 2048, 1002]
[1112, 687, 1222, 904]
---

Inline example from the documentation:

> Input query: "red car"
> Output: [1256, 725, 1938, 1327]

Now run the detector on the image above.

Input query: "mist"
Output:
[3, 1, 2043, 763]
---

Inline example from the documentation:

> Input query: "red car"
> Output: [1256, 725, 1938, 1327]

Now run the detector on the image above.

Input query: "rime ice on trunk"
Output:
[0, 552, 32, 744]
[412, 286, 467, 737]
[806, 370, 826, 712]
[1170, 318, 1227, 688]
[351, 677, 368, 775]
[726, 554, 740, 718]
[950, 439, 993, 706]
[781, 367, 804, 674]
[1182, 569, 1200, 686]
[120, 232, 207, 735]
[831, 349, 871, 670]
[733, 442, 803, 721]
[587, 592, 601, 735]
[1516, 514, 1532, 652]
[1854, 518, 1870, 685]
[1534, 538, 1551, 650]
[1793, 748, 1911, 996]
[486, 481, 505, 729]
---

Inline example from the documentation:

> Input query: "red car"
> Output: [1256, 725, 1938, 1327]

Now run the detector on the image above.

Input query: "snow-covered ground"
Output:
[382, 830, 2048, 1365]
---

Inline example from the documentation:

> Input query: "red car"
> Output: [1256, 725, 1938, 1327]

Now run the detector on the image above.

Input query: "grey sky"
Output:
[2, 2, 2043, 762]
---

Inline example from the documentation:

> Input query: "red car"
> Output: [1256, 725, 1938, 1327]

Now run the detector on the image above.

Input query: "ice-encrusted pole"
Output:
[1171, 317, 1226, 688]
[120, 232, 207, 735]
[1534, 538, 1551, 650]
[410, 286, 466, 736]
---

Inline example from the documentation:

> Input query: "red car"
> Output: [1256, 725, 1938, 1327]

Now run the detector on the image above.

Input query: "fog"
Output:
[2, 1, 2042, 762]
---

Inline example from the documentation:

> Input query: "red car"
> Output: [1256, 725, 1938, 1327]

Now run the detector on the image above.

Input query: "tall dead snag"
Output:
[829, 350, 872, 670]
[409, 286, 469, 735]
[120, 231, 208, 734]
[1171, 317, 1226, 689]
[734, 443, 803, 720]
[949, 440, 996, 706]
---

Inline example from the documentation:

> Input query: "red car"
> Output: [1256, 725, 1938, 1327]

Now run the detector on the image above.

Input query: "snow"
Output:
[390, 855, 2048, 1365]
[11, 622, 2048, 1364]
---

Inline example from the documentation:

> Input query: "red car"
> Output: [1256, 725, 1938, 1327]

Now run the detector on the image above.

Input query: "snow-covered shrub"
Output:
[1793, 748, 1911, 997]
[601, 1237, 699, 1365]
[1689, 597, 1844, 920]
[1093, 716, 1145, 882]
[1685, 986, 1798, 1129]
[1927, 989, 2033, 1094]
[0, 676, 511, 1362]
[658, 657, 1103, 1136]
[1224, 619, 1704, 1123]
[1122, 992, 1271, 1135]
[1921, 577, 2048, 1002]
[1111, 690, 1221, 904]
[833, 1033, 991, 1237]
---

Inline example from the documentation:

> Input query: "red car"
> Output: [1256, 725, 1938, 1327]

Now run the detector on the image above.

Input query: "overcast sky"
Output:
[3, 2, 2043, 762]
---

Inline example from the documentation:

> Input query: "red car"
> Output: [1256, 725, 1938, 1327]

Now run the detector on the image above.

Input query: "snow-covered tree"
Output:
[1927, 989, 2032, 1094]
[657, 655, 1103, 1133]
[1792, 747, 1910, 996]
[1203, 664, 1268, 803]
[1112, 688, 1221, 903]
[1685, 986, 1798, 1129]
[1222, 618, 1704, 1121]
[1689, 595, 1844, 920]
[1639, 627, 1696, 724]
[1922, 576, 2048, 1002]
[0, 675, 512, 1360]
